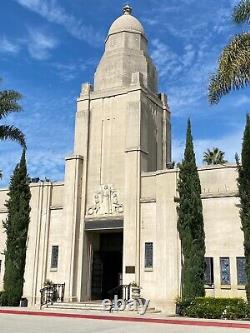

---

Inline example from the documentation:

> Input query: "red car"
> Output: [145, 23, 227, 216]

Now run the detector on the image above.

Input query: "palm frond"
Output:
[208, 33, 250, 104]
[0, 125, 26, 148]
[203, 147, 227, 165]
[0, 90, 22, 119]
[233, 0, 250, 24]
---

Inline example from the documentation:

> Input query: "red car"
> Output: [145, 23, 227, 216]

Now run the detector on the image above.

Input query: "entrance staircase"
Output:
[46, 301, 161, 314]
[40, 283, 161, 314]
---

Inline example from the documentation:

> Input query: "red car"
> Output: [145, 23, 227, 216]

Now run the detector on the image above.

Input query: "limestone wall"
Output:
[140, 165, 244, 313]
[22, 182, 64, 305]
[0, 161, 245, 311]
[199, 166, 244, 298]
[140, 169, 179, 313]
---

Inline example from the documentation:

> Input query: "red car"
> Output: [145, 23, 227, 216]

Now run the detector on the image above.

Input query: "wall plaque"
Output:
[125, 266, 135, 274]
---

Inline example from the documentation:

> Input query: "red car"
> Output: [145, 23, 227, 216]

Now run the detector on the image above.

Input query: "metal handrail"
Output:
[40, 283, 65, 309]
[107, 284, 131, 301]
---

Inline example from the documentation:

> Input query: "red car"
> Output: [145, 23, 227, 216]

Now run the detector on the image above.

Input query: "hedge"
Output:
[177, 297, 250, 320]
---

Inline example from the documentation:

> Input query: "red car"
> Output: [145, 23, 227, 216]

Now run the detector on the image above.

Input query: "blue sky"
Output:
[0, 0, 249, 186]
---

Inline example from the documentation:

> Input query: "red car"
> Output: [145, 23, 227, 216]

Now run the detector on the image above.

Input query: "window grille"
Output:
[51, 246, 59, 269]
[145, 242, 153, 269]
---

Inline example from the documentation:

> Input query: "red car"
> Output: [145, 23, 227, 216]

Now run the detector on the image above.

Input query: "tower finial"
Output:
[123, 4, 132, 15]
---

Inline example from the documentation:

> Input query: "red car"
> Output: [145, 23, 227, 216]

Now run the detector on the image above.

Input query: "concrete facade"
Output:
[0, 6, 246, 313]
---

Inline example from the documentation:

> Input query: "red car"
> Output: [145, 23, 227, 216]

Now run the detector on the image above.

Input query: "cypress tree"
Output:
[2, 149, 31, 305]
[177, 119, 206, 300]
[237, 115, 250, 302]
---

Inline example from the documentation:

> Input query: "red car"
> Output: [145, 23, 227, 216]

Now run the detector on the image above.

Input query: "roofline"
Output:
[142, 164, 238, 177]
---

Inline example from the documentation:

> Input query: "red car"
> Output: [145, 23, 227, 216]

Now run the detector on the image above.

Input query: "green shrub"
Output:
[177, 297, 250, 319]
[0, 291, 8, 306]
[0, 290, 20, 307]
[176, 298, 192, 316]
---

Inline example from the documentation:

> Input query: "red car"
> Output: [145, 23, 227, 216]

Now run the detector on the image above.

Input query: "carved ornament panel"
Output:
[87, 184, 123, 216]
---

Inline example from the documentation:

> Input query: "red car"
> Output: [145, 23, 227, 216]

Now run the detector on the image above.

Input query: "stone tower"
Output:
[62, 5, 171, 301]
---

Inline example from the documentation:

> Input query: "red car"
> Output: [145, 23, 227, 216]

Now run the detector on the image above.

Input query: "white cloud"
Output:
[53, 63, 77, 81]
[52, 58, 95, 81]
[235, 95, 250, 107]
[142, 18, 158, 26]
[151, 38, 182, 78]
[145, 0, 236, 40]
[0, 29, 58, 61]
[15, 0, 102, 46]
[27, 150, 66, 181]
[180, 0, 196, 3]
[151, 37, 217, 113]
[0, 36, 20, 54]
[149, 3, 238, 117]
[182, 44, 195, 67]
[0, 148, 67, 186]
[26, 28, 58, 60]
[0, 87, 76, 187]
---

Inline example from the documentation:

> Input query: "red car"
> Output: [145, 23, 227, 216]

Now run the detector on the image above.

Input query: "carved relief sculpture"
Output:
[87, 184, 123, 216]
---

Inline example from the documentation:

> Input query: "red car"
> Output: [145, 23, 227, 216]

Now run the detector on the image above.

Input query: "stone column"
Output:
[74, 83, 92, 301]
[123, 148, 141, 285]
[123, 95, 142, 286]
[161, 93, 171, 168]
[63, 155, 83, 302]
[23, 182, 52, 306]
[155, 171, 180, 313]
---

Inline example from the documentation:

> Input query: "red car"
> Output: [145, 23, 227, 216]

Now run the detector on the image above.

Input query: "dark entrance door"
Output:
[91, 232, 123, 300]
[91, 252, 103, 300]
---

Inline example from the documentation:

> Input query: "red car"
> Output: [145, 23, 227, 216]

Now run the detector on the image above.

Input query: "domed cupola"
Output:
[108, 5, 145, 37]
[94, 5, 158, 93]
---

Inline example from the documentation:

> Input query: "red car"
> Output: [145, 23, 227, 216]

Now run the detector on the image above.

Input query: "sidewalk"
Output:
[0, 307, 250, 329]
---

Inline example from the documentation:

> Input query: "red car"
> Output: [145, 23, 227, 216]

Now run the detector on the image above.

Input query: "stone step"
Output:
[46, 301, 161, 314]
[145, 308, 162, 314]
[47, 302, 106, 311]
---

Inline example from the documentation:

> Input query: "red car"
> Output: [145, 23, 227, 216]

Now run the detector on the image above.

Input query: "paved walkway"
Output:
[1, 311, 250, 333]
[0, 307, 250, 331]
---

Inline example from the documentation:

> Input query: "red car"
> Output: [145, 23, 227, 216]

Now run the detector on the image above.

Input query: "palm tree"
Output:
[208, 0, 250, 104]
[203, 147, 228, 165]
[0, 80, 26, 148]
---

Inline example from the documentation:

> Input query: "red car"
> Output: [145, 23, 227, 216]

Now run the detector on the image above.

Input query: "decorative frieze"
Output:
[87, 184, 123, 216]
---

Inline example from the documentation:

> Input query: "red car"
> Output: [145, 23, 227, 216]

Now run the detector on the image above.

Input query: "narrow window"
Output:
[204, 257, 214, 286]
[220, 257, 231, 285]
[0, 260, 2, 274]
[51, 246, 59, 269]
[237, 257, 247, 285]
[145, 242, 153, 269]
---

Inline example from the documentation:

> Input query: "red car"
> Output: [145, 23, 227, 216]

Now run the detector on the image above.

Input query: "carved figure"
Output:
[111, 192, 123, 214]
[102, 185, 111, 214]
[87, 184, 123, 216]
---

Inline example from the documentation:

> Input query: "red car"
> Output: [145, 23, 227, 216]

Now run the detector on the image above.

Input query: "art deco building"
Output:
[0, 6, 245, 313]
